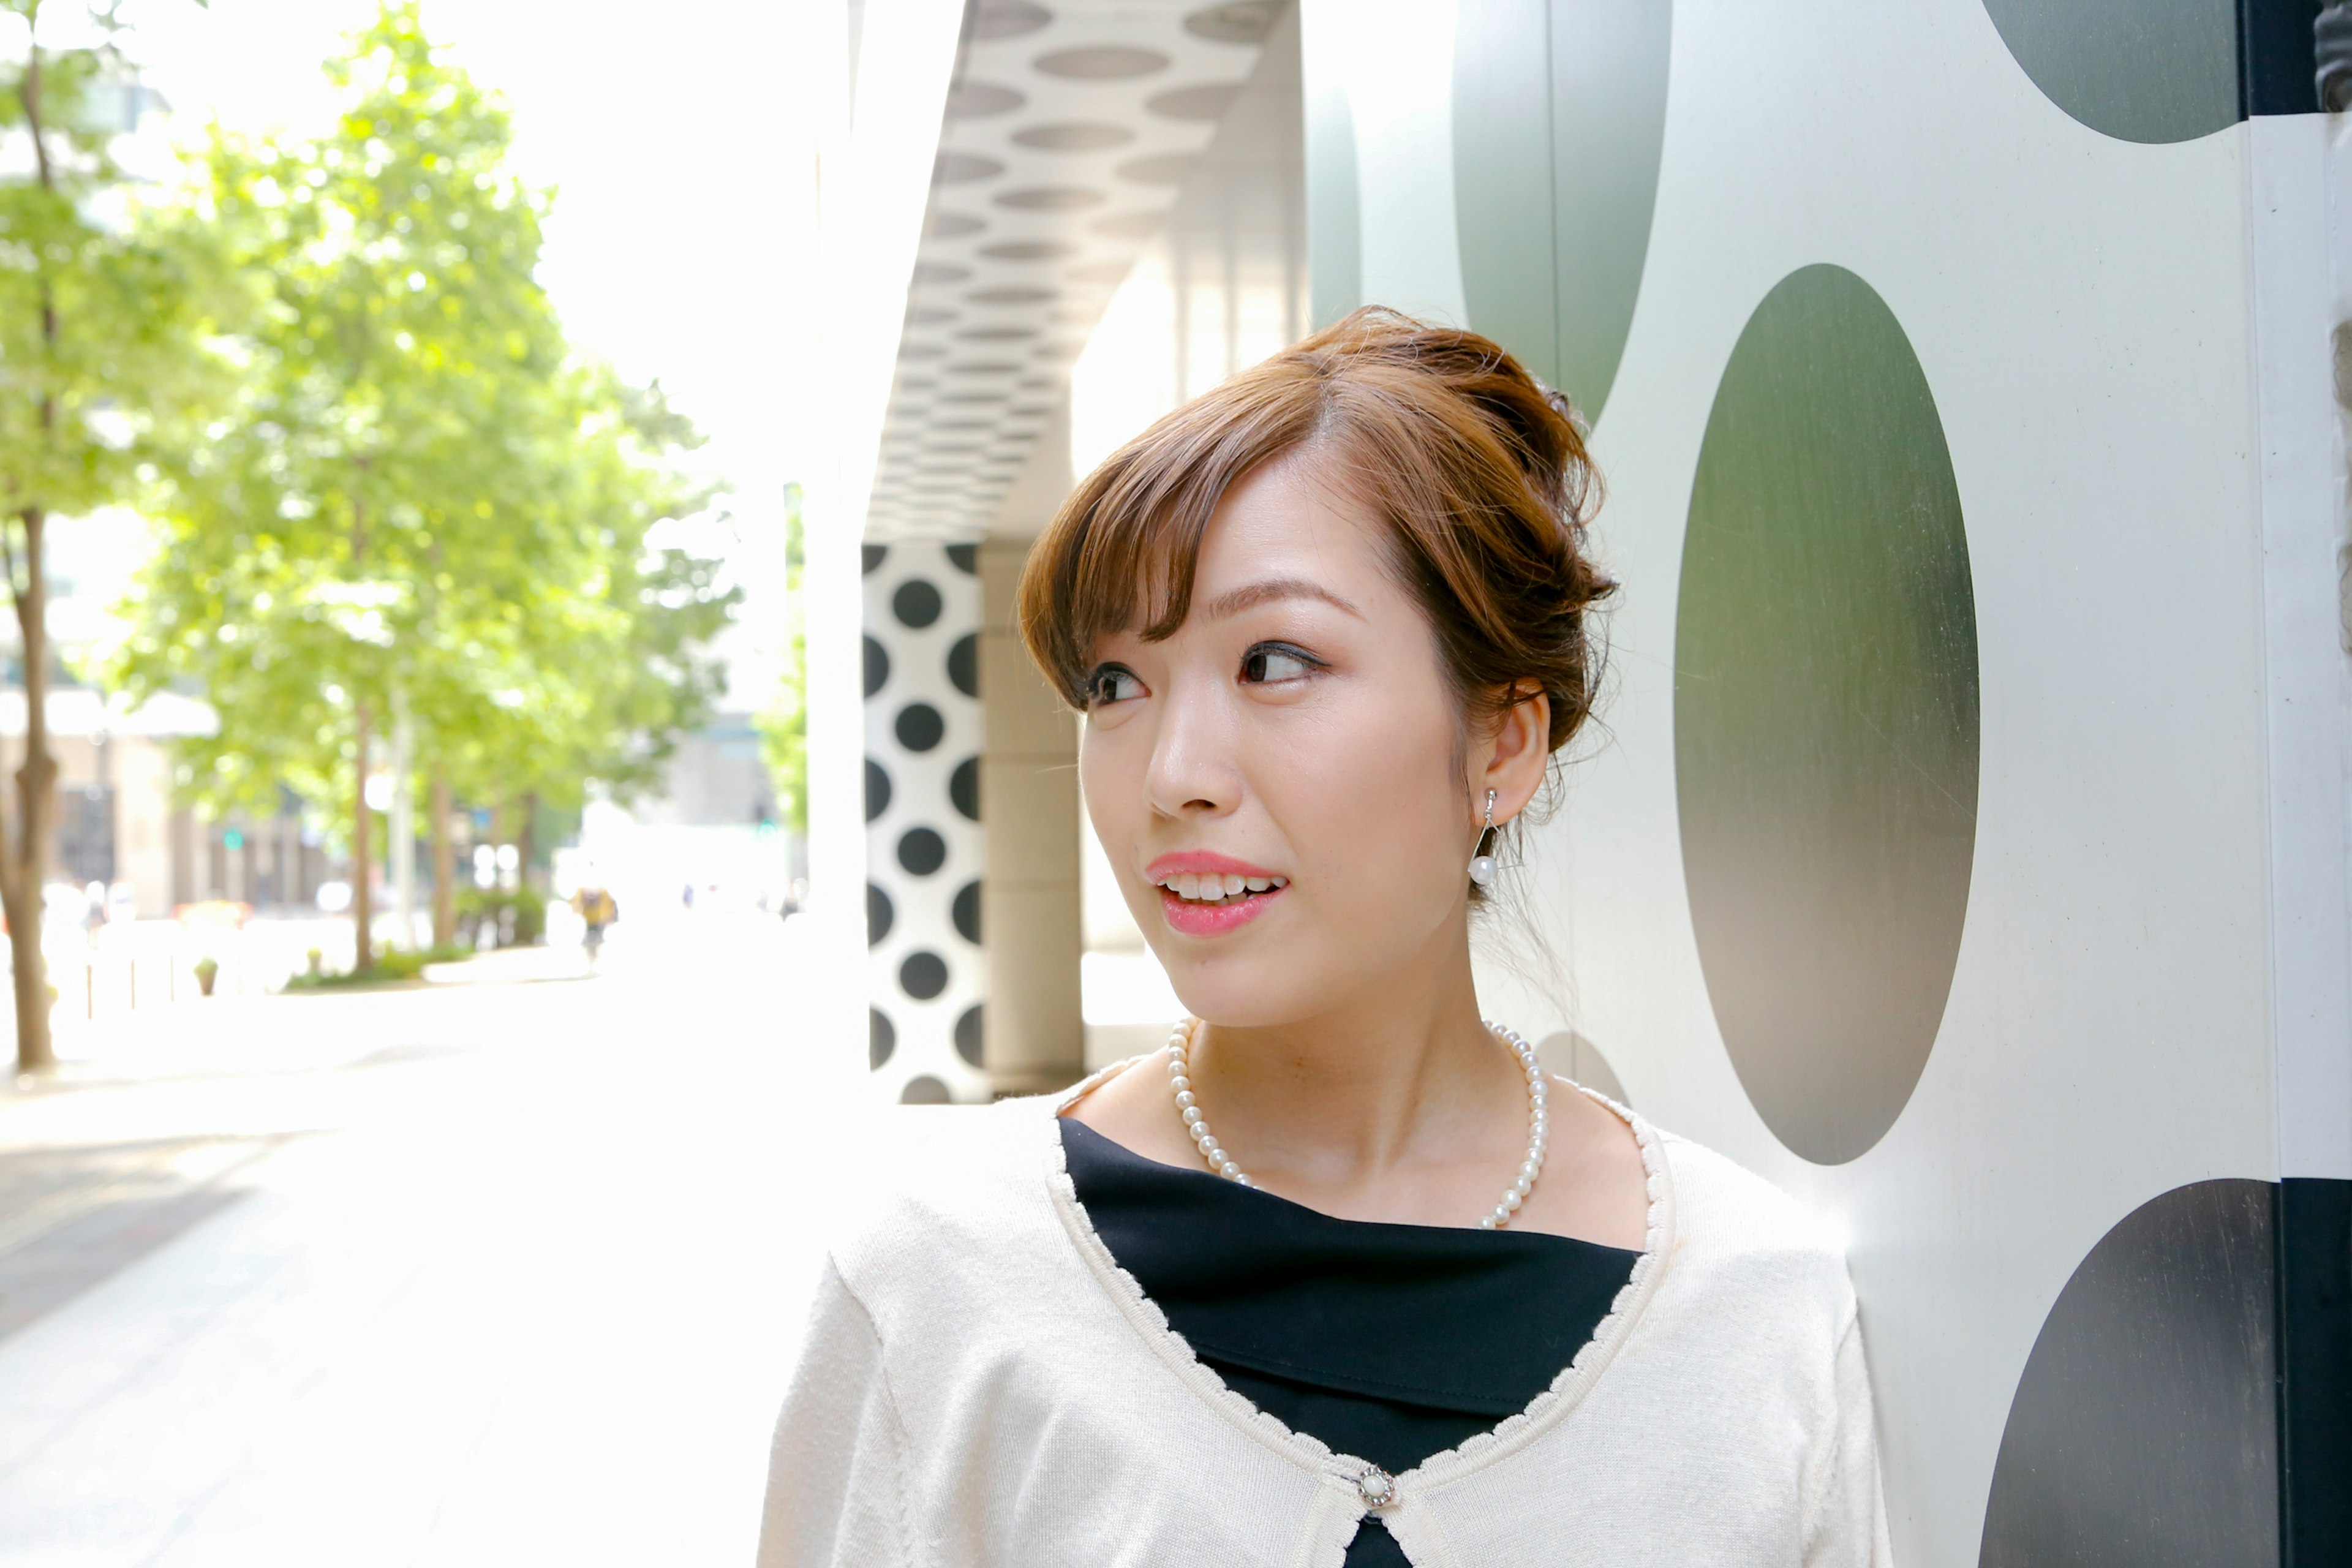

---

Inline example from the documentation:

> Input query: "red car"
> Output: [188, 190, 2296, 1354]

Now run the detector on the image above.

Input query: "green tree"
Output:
[0, 0, 227, 1069]
[119, 2, 733, 970]
[756, 488, 806, 835]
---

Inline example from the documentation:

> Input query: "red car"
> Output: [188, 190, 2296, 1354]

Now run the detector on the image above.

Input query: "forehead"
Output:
[1189, 454, 1396, 605]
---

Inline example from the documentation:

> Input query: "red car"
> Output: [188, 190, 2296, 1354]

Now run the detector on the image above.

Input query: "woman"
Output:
[761, 310, 1889, 1566]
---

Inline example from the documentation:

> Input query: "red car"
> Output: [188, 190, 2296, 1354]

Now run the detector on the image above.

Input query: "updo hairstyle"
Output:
[1017, 306, 1615, 783]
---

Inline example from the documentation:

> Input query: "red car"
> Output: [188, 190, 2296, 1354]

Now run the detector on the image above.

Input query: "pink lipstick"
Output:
[1144, 851, 1289, 937]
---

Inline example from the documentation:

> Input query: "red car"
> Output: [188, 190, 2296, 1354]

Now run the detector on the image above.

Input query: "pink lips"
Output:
[1145, 851, 1287, 938]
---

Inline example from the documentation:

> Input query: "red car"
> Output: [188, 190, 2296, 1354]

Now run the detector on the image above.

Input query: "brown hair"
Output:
[1017, 306, 1616, 762]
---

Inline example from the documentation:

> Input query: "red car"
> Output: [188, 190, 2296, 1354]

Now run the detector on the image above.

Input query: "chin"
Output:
[1155, 941, 1343, 1030]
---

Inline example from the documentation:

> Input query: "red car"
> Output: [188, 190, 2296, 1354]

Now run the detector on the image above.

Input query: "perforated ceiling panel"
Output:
[864, 1, 1275, 541]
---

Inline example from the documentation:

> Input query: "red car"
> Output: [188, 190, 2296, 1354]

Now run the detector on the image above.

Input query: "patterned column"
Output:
[862, 540, 986, 1103]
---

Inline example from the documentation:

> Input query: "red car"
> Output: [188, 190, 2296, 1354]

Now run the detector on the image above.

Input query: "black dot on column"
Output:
[864, 635, 891, 698]
[948, 633, 979, 697]
[869, 1008, 896, 1069]
[952, 880, 981, 943]
[900, 1075, 952, 1104]
[864, 758, 892, 823]
[866, 882, 894, 945]
[893, 578, 943, 628]
[897, 826, 946, 876]
[895, 701, 944, 752]
[950, 756, 981, 821]
[946, 542, 978, 574]
[900, 949, 948, 1000]
[954, 1003, 984, 1066]
[862, 544, 888, 575]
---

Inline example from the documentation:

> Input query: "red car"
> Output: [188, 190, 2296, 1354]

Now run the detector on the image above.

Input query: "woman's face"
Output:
[1079, 453, 1487, 1027]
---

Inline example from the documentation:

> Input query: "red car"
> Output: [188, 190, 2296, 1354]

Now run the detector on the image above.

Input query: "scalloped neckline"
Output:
[1042, 1057, 1676, 1502]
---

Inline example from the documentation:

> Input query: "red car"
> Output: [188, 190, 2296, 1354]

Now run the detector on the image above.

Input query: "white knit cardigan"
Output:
[759, 1069, 1892, 1568]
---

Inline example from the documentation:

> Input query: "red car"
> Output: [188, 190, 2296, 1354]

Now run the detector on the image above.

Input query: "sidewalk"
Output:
[0, 912, 851, 1567]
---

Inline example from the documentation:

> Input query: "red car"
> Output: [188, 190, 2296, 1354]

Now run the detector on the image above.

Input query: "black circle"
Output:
[864, 758, 892, 823]
[946, 542, 978, 575]
[971, 1, 1050, 41]
[899, 949, 948, 1000]
[862, 635, 891, 698]
[1185, 3, 1279, 44]
[954, 1003, 984, 1066]
[869, 1008, 895, 1069]
[949, 756, 981, 822]
[947, 633, 979, 698]
[1978, 0, 2239, 145]
[1979, 1180, 2276, 1566]
[895, 702, 945, 752]
[892, 578, 943, 629]
[897, 826, 947, 876]
[1676, 265, 1977, 1166]
[865, 882, 894, 946]
[1451, 4, 1670, 421]
[951, 880, 981, 943]
[861, 543, 888, 576]
[899, 1074, 952, 1104]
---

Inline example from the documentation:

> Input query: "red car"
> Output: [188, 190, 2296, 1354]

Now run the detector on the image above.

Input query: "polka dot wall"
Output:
[863, 540, 986, 1105]
[1303, 0, 2349, 1559]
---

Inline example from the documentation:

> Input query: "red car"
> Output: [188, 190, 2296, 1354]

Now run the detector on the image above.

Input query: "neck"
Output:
[1187, 916, 1520, 1184]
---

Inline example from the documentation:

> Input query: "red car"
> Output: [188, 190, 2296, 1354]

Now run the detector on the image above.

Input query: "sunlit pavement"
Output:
[0, 911, 854, 1567]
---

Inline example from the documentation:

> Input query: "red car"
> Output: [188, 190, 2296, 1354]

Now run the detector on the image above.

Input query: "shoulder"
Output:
[818, 1094, 1070, 1310]
[1645, 1125, 1856, 1327]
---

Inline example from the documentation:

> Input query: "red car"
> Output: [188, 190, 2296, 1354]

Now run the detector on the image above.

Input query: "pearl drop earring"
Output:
[1469, 788, 1499, 888]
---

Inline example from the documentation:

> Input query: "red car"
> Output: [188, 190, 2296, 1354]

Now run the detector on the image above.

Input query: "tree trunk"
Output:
[352, 703, 374, 973]
[7, 50, 61, 1069]
[3, 507, 55, 1072]
[519, 790, 539, 895]
[429, 767, 455, 949]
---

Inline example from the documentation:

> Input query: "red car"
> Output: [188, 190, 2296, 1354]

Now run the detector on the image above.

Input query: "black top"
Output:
[1060, 1118, 1640, 1568]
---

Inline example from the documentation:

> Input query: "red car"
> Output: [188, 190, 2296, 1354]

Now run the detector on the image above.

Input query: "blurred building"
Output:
[625, 709, 778, 829]
[813, 0, 2352, 1561]
[0, 687, 332, 917]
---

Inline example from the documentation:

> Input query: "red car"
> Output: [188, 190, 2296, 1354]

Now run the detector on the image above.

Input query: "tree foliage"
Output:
[116, 2, 736, 956]
[1, 1, 230, 533]
[756, 488, 806, 836]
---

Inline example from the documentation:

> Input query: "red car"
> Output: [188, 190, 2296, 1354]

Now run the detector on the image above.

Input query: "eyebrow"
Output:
[1195, 577, 1363, 622]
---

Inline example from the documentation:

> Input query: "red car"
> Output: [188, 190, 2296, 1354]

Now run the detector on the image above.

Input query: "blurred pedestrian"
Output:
[570, 883, 618, 965]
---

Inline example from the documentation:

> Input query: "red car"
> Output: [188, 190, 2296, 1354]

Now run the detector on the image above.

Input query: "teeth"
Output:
[1158, 872, 1291, 901]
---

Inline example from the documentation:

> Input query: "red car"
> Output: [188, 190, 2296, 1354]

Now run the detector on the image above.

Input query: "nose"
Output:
[1144, 677, 1241, 821]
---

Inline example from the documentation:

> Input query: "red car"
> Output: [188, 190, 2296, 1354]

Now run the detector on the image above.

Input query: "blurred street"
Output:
[0, 910, 838, 1568]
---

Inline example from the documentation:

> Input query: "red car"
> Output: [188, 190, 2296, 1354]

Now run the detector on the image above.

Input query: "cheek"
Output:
[1078, 723, 1144, 852]
[1262, 687, 1464, 898]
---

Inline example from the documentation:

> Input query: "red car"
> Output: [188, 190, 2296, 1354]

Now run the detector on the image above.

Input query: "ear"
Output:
[1480, 686, 1551, 825]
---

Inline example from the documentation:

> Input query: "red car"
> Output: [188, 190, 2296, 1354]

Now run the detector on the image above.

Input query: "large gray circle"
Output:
[1676, 264, 1978, 1166]
[1451, 0, 1670, 421]
[1981, 0, 2238, 145]
[1980, 1180, 2277, 1567]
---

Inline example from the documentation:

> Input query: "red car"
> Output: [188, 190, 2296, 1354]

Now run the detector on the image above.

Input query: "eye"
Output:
[1240, 643, 1320, 685]
[1084, 664, 1146, 707]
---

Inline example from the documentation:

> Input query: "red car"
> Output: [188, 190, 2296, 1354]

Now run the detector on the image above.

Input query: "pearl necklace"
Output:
[1163, 1017, 1551, 1230]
